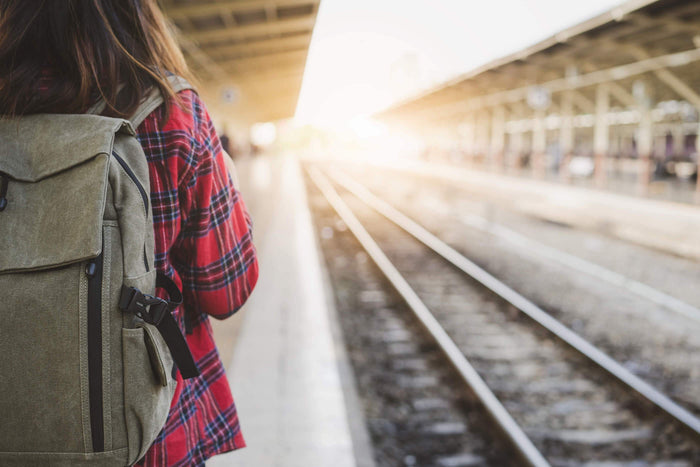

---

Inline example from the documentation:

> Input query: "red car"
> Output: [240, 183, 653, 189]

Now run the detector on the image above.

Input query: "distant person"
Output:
[220, 131, 232, 155]
[0, 1, 258, 466]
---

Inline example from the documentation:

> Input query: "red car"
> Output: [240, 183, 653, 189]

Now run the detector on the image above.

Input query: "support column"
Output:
[449, 124, 461, 163]
[637, 103, 653, 195]
[593, 84, 610, 187]
[532, 109, 546, 178]
[456, 121, 472, 163]
[490, 106, 506, 172]
[469, 113, 479, 165]
[559, 91, 574, 182]
[418, 126, 430, 161]
[695, 120, 700, 203]
[510, 129, 523, 172]
[672, 124, 685, 158]
[610, 130, 622, 177]
[477, 111, 490, 167]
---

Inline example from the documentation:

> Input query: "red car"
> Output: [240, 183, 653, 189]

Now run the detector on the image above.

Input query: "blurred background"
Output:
[162, 0, 700, 465]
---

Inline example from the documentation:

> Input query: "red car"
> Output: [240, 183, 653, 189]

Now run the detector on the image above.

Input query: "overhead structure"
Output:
[376, 0, 700, 199]
[162, 0, 320, 126]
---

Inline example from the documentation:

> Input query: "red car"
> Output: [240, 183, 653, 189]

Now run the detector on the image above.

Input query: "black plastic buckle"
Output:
[121, 287, 168, 326]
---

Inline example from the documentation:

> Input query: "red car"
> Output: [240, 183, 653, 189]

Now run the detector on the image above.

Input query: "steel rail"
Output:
[307, 166, 551, 467]
[455, 213, 700, 324]
[326, 167, 700, 438]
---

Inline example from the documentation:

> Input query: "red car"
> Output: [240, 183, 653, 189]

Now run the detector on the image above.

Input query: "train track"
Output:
[306, 170, 524, 466]
[306, 165, 700, 466]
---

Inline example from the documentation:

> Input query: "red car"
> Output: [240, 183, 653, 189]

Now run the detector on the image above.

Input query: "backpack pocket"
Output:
[122, 323, 175, 465]
[0, 263, 86, 454]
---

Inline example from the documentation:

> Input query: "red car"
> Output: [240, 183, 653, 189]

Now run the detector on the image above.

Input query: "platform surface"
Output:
[207, 154, 359, 467]
[354, 159, 700, 261]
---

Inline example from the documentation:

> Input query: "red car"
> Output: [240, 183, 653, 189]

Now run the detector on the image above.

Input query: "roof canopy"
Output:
[378, 0, 700, 124]
[163, 0, 320, 123]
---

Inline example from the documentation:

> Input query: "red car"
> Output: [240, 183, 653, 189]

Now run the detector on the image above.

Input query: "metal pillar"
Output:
[509, 125, 524, 172]
[456, 121, 472, 163]
[695, 120, 700, 203]
[637, 104, 653, 195]
[672, 124, 685, 158]
[593, 84, 610, 187]
[477, 112, 490, 166]
[449, 124, 463, 163]
[559, 91, 574, 182]
[469, 113, 479, 165]
[532, 109, 546, 178]
[490, 106, 506, 171]
[610, 130, 622, 178]
[634, 81, 653, 195]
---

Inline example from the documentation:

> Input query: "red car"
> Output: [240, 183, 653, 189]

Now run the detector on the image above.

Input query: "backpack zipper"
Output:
[86, 253, 104, 453]
[112, 152, 150, 272]
[112, 152, 148, 214]
[0, 173, 9, 211]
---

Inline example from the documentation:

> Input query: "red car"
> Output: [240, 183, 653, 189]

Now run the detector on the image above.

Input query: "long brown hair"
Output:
[0, 0, 194, 119]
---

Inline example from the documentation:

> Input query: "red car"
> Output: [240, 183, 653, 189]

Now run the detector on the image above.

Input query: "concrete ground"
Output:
[207, 154, 373, 467]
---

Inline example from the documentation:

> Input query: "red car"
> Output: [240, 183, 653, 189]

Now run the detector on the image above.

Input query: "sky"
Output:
[294, 0, 625, 125]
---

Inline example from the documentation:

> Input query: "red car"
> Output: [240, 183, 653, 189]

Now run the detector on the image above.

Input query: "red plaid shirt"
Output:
[133, 89, 258, 466]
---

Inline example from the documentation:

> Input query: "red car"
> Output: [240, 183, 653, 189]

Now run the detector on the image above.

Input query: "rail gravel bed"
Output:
[305, 164, 700, 466]
[305, 170, 519, 467]
[333, 163, 700, 416]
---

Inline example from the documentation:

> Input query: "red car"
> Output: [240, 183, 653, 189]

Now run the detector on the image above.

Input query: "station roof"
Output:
[377, 0, 700, 123]
[162, 0, 320, 123]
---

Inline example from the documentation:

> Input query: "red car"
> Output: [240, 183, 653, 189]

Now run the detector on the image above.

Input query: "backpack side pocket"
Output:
[122, 322, 175, 465]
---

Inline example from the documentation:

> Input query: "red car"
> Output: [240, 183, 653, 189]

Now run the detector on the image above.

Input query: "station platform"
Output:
[347, 158, 700, 261]
[206, 154, 374, 467]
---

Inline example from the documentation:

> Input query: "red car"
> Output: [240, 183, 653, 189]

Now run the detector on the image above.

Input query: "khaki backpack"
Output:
[0, 76, 199, 466]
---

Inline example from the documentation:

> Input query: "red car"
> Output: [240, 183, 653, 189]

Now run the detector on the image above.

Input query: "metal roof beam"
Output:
[652, 0, 700, 18]
[219, 49, 308, 71]
[607, 81, 637, 107]
[165, 0, 319, 21]
[188, 16, 316, 44]
[624, 44, 700, 108]
[173, 27, 230, 82]
[571, 91, 595, 113]
[551, 23, 642, 61]
[576, 59, 636, 109]
[220, 12, 237, 28]
[629, 12, 699, 36]
[379, 0, 700, 120]
[653, 68, 700, 108]
[205, 33, 312, 59]
[227, 64, 306, 83]
[265, 3, 278, 21]
[386, 46, 700, 120]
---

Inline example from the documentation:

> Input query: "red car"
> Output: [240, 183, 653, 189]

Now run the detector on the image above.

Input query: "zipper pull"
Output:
[86, 261, 97, 278]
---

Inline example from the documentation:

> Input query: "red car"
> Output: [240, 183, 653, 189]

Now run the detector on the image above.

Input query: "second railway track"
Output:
[305, 164, 700, 466]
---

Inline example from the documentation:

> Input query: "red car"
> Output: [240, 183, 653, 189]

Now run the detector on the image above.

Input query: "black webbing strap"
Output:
[119, 272, 200, 379]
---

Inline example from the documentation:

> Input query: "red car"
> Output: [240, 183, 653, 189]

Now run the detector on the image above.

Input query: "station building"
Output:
[376, 0, 700, 202]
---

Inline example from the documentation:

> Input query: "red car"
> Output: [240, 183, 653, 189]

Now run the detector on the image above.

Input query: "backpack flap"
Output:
[0, 114, 134, 273]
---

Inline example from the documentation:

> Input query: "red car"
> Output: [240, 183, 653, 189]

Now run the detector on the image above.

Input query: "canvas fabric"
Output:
[0, 77, 193, 466]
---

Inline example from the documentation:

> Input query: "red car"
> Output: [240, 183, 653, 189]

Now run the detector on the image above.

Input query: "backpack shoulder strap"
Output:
[129, 75, 193, 128]
[86, 75, 194, 127]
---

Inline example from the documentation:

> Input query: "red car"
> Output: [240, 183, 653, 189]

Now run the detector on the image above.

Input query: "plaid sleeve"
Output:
[171, 92, 258, 319]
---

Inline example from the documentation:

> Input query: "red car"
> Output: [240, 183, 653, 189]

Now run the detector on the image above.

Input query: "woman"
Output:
[0, 1, 259, 465]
